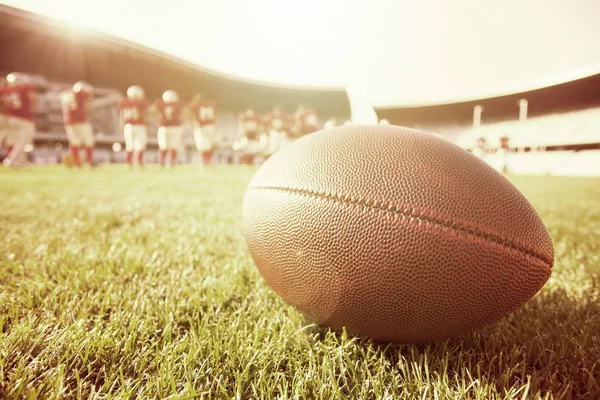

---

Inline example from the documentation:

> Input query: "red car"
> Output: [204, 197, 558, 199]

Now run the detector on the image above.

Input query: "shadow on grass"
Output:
[313, 288, 600, 399]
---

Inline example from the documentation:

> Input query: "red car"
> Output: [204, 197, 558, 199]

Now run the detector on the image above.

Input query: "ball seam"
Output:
[248, 185, 553, 268]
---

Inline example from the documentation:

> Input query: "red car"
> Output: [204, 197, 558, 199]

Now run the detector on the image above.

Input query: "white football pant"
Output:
[124, 124, 148, 152]
[3, 117, 35, 166]
[66, 122, 95, 147]
[158, 126, 183, 151]
[194, 124, 216, 151]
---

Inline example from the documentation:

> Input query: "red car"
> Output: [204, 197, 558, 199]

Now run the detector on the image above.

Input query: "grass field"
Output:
[0, 166, 599, 399]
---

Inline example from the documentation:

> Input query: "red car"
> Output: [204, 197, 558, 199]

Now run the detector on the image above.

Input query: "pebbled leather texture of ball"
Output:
[242, 125, 554, 343]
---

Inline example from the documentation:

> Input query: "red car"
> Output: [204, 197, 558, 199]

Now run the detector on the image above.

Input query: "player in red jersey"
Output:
[293, 105, 319, 138]
[264, 105, 293, 157]
[119, 85, 149, 167]
[61, 81, 95, 167]
[189, 93, 218, 166]
[2, 73, 38, 167]
[150, 90, 186, 166]
[236, 108, 265, 165]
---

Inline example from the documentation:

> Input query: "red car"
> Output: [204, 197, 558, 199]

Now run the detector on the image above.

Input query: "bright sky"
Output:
[4, 0, 600, 106]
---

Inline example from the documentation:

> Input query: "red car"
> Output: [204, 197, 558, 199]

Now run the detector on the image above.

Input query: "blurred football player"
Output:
[293, 105, 319, 138]
[499, 135, 510, 174]
[264, 105, 292, 157]
[189, 93, 218, 166]
[323, 117, 338, 130]
[2, 73, 37, 167]
[61, 81, 95, 167]
[119, 85, 149, 167]
[473, 136, 487, 159]
[236, 108, 264, 165]
[150, 90, 186, 166]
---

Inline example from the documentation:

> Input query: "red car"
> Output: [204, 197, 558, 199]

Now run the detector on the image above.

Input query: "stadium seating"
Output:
[454, 107, 600, 176]
[456, 107, 600, 150]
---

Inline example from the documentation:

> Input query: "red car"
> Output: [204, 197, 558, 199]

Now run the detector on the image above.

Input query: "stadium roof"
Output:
[3, 0, 600, 109]
[0, 5, 350, 115]
[376, 73, 600, 129]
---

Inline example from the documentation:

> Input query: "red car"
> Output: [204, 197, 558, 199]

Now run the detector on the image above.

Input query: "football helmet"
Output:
[127, 85, 145, 99]
[162, 90, 179, 103]
[6, 72, 30, 87]
[73, 81, 93, 93]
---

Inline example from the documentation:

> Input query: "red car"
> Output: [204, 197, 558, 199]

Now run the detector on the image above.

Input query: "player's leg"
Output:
[17, 120, 36, 166]
[167, 128, 176, 166]
[65, 124, 82, 167]
[82, 122, 95, 167]
[1, 117, 14, 164]
[169, 149, 177, 165]
[157, 126, 168, 166]
[168, 126, 183, 166]
[71, 146, 82, 167]
[194, 126, 206, 165]
[2, 118, 17, 166]
[124, 123, 134, 166]
[243, 140, 258, 165]
[134, 125, 148, 167]
[26, 120, 36, 165]
[4, 140, 13, 160]
[211, 127, 228, 165]
[499, 148, 508, 175]
[203, 125, 216, 166]
[203, 150, 213, 165]
[3, 118, 30, 167]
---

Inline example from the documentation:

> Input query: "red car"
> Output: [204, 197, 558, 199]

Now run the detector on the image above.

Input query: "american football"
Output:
[1, 0, 599, 399]
[243, 125, 554, 343]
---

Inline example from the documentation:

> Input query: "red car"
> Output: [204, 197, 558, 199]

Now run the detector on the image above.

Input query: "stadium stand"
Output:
[376, 73, 600, 177]
[457, 107, 600, 150]
[455, 105, 600, 176]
